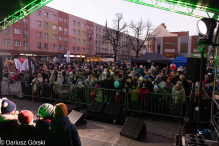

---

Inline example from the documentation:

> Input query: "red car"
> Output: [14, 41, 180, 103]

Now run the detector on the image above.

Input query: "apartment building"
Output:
[150, 23, 208, 59]
[0, 6, 144, 62]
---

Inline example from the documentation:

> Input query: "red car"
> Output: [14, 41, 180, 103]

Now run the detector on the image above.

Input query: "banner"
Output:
[14, 58, 28, 71]
[28, 57, 37, 76]
[66, 51, 70, 63]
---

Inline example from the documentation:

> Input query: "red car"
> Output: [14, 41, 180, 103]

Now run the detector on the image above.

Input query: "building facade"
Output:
[0, 6, 144, 62]
[150, 23, 208, 59]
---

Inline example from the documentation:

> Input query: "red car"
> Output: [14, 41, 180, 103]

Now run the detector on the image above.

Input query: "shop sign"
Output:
[20, 53, 37, 56]
[191, 53, 208, 57]
[64, 55, 85, 58]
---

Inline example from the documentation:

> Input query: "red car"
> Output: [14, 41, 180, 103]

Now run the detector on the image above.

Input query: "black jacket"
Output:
[46, 116, 81, 146]
[0, 119, 19, 140]
[35, 119, 51, 141]
[12, 125, 36, 141]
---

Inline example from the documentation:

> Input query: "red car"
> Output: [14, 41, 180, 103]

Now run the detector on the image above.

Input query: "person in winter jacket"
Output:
[151, 85, 160, 121]
[166, 77, 174, 93]
[138, 83, 149, 112]
[0, 98, 19, 140]
[46, 103, 81, 146]
[35, 103, 54, 141]
[129, 83, 139, 110]
[140, 75, 154, 92]
[12, 110, 36, 141]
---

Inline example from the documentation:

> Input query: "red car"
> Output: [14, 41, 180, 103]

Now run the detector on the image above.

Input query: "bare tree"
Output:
[103, 13, 127, 62]
[127, 19, 159, 57]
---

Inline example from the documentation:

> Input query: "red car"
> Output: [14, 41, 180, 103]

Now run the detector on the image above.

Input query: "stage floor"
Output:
[78, 121, 174, 146]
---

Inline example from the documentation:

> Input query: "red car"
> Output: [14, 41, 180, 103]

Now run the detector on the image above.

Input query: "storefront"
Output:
[84, 57, 103, 62]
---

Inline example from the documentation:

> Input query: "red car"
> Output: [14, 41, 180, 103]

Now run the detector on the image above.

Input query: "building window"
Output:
[64, 37, 68, 44]
[44, 22, 48, 28]
[157, 43, 161, 53]
[59, 45, 63, 50]
[23, 18, 28, 27]
[77, 30, 80, 35]
[52, 14, 57, 20]
[64, 18, 68, 26]
[87, 25, 90, 29]
[59, 36, 63, 41]
[4, 39, 11, 46]
[77, 47, 80, 51]
[165, 43, 175, 47]
[59, 16, 63, 22]
[3, 27, 11, 34]
[91, 26, 93, 30]
[96, 47, 97, 51]
[37, 32, 42, 38]
[53, 24, 57, 30]
[83, 23, 86, 28]
[99, 41, 101, 45]
[23, 41, 28, 50]
[83, 40, 86, 44]
[99, 28, 100, 32]
[72, 38, 76, 42]
[73, 20, 76, 26]
[37, 21, 42, 27]
[14, 28, 21, 34]
[96, 34, 98, 38]
[64, 46, 68, 53]
[73, 29, 75, 34]
[102, 29, 104, 33]
[83, 48, 86, 52]
[110, 49, 112, 53]
[23, 30, 28, 39]
[180, 43, 188, 53]
[78, 22, 80, 27]
[44, 12, 48, 18]
[87, 48, 90, 52]
[87, 41, 89, 45]
[44, 33, 49, 39]
[44, 43, 49, 49]
[78, 39, 80, 43]
[59, 26, 63, 31]
[37, 10, 41, 16]
[53, 34, 57, 40]
[37, 42, 42, 48]
[64, 28, 68, 35]
[83, 32, 86, 36]
[73, 47, 76, 51]
[53, 45, 57, 50]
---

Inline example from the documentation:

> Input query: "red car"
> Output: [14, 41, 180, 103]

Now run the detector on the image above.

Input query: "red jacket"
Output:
[138, 88, 149, 100]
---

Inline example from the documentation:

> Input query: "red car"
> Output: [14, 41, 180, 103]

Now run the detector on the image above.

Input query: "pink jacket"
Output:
[13, 74, 19, 81]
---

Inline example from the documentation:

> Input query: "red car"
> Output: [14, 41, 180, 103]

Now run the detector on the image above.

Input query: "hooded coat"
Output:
[12, 125, 37, 141]
[46, 116, 81, 146]
[166, 77, 174, 93]
[35, 119, 51, 141]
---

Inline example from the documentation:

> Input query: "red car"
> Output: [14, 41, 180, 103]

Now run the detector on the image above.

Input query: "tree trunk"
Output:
[114, 53, 117, 62]
[136, 51, 139, 58]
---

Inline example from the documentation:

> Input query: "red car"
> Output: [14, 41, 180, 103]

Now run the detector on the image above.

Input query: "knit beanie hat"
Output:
[154, 85, 159, 90]
[94, 84, 98, 88]
[1, 99, 16, 115]
[38, 103, 54, 119]
[144, 75, 149, 79]
[54, 103, 68, 117]
[156, 75, 161, 81]
[18, 110, 34, 124]
[117, 73, 123, 78]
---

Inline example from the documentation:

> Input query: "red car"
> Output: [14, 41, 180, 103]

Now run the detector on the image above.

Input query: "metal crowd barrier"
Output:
[0, 81, 211, 120]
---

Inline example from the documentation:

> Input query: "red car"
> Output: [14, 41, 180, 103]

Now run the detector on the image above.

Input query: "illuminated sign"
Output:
[64, 55, 85, 58]
[20, 53, 37, 56]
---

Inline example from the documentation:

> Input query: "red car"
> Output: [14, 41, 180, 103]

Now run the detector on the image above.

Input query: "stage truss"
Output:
[0, 0, 52, 31]
[124, 0, 219, 139]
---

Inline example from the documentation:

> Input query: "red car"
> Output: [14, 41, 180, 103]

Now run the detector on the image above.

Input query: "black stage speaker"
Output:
[120, 119, 146, 140]
[87, 101, 105, 114]
[103, 103, 122, 116]
[186, 57, 207, 81]
[68, 110, 87, 127]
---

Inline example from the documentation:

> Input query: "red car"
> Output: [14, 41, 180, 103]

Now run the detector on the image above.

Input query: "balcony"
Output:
[24, 46, 28, 50]
[23, 34, 28, 39]
[23, 22, 28, 27]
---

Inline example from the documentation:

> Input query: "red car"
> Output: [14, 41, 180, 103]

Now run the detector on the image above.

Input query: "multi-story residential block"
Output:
[150, 23, 208, 59]
[0, 6, 145, 62]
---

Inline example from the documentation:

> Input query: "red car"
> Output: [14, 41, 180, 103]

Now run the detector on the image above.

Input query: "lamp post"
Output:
[87, 32, 93, 65]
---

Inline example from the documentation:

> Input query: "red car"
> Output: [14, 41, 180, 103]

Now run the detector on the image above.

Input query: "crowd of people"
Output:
[0, 98, 81, 146]
[1, 60, 216, 120]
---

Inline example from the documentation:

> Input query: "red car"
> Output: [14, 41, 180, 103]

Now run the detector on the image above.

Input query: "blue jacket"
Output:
[46, 116, 81, 146]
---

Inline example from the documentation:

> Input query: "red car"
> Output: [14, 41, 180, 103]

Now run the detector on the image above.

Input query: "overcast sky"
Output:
[46, 0, 209, 36]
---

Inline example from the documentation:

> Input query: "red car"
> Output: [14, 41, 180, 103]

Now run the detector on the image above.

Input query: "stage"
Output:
[77, 120, 174, 146]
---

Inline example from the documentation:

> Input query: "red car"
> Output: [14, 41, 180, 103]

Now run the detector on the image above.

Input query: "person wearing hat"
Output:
[12, 70, 24, 100]
[140, 75, 154, 92]
[0, 98, 19, 140]
[46, 103, 81, 146]
[138, 83, 149, 112]
[35, 103, 54, 141]
[12, 110, 36, 141]
[152, 75, 166, 93]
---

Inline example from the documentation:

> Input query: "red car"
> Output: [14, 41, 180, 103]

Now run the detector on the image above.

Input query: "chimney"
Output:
[162, 23, 166, 29]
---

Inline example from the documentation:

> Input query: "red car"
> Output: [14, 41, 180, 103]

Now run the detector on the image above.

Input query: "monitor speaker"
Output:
[103, 103, 122, 116]
[87, 101, 105, 114]
[186, 57, 207, 81]
[68, 110, 87, 127]
[120, 119, 146, 140]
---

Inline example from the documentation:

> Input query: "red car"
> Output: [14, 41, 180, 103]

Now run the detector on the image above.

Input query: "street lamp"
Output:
[87, 32, 93, 65]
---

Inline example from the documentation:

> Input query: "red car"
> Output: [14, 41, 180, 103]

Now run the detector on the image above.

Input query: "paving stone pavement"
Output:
[5, 96, 182, 136]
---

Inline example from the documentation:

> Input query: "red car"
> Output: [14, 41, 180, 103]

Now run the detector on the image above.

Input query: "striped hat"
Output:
[38, 103, 54, 119]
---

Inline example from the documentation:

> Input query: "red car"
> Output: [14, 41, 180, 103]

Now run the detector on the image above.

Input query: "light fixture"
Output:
[197, 18, 217, 45]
